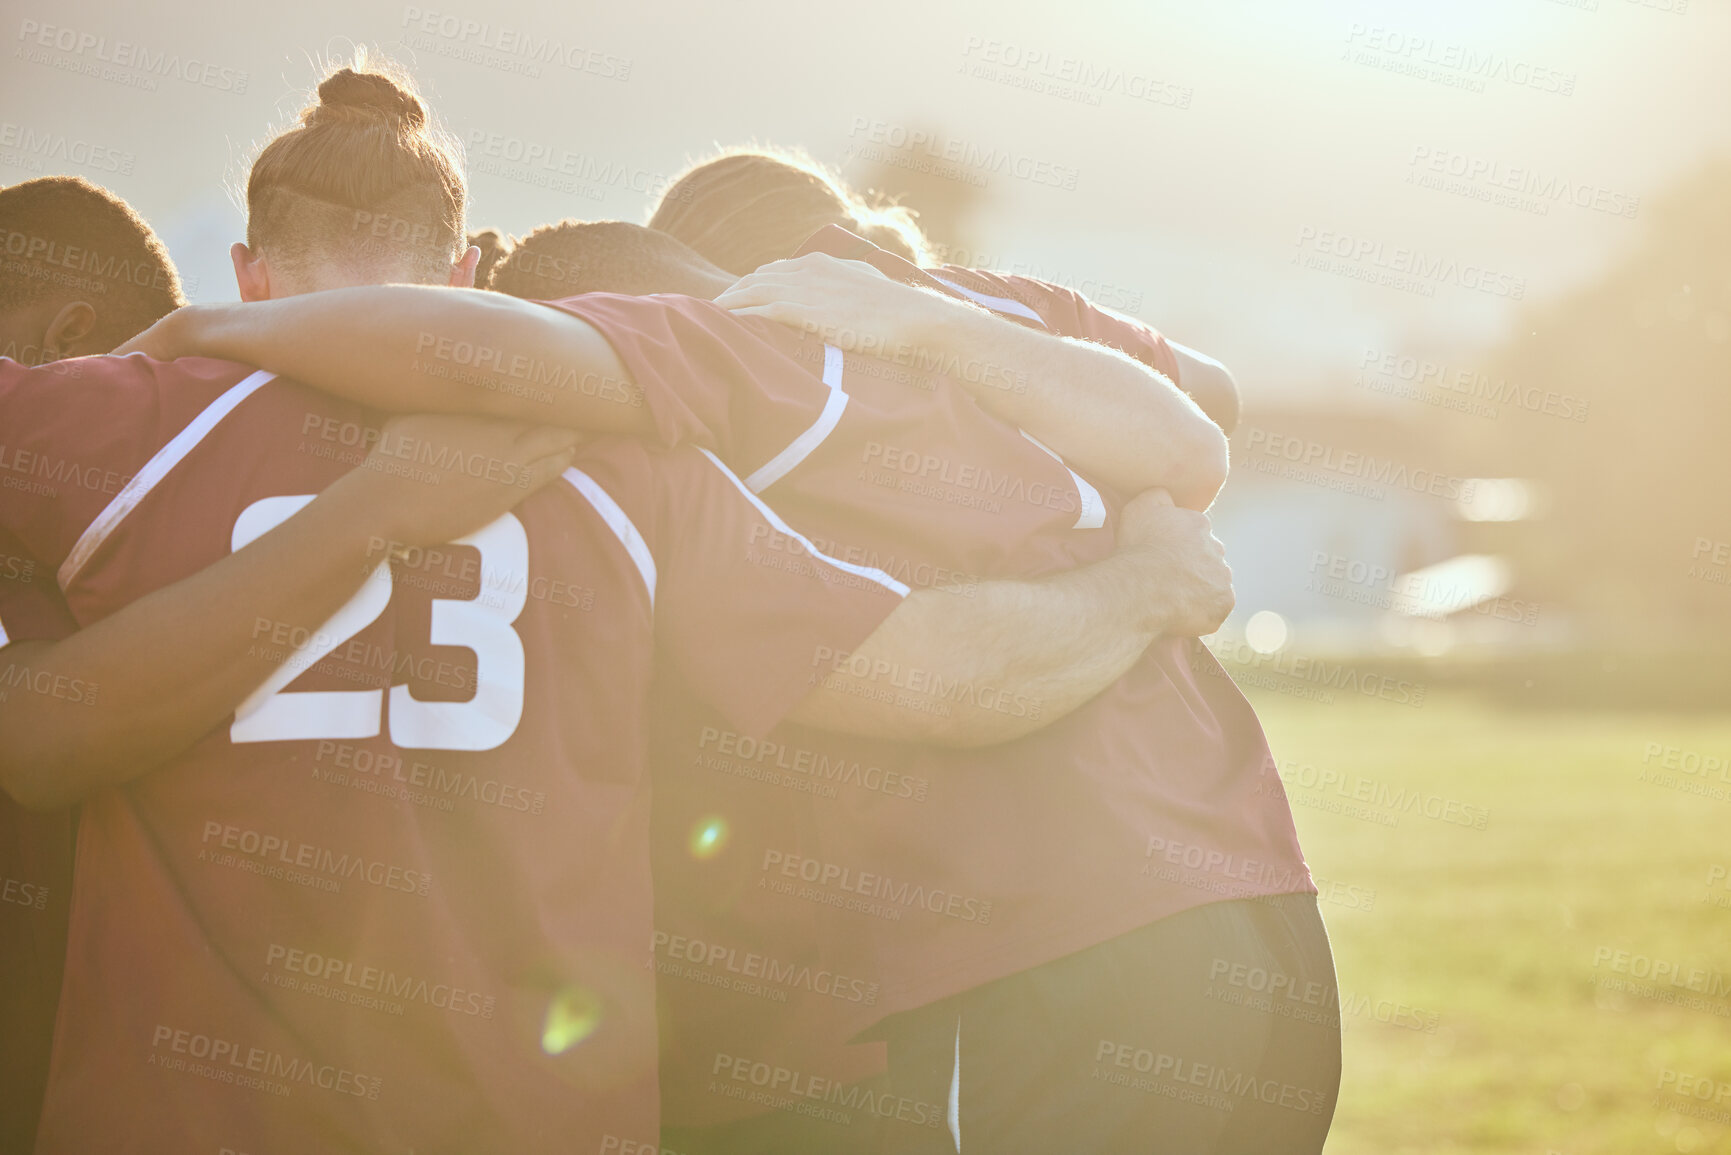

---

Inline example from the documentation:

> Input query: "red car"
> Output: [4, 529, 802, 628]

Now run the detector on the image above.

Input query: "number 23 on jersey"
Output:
[228, 496, 529, 751]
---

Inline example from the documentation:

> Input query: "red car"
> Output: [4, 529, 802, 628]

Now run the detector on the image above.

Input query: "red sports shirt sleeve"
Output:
[0, 355, 254, 573]
[643, 447, 908, 738]
[962, 271, 1184, 389]
[535, 294, 837, 478]
[793, 224, 1184, 394]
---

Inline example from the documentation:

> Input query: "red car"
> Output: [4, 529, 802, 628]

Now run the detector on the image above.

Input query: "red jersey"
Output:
[0, 353, 903, 1153]
[0, 532, 77, 1154]
[549, 241, 1312, 1132]
[795, 223, 1185, 397]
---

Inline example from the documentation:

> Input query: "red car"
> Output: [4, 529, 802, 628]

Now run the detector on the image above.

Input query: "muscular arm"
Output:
[786, 490, 1232, 747]
[130, 287, 654, 434]
[920, 299, 1229, 508]
[0, 481, 390, 809]
[715, 254, 1229, 509]
[0, 417, 575, 811]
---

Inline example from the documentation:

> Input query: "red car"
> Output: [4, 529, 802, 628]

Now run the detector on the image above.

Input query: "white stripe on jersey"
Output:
[744, 343, 848, 494]
[1020, 431, 1107, 531]
[929, 275, 1047, 327]
[0, 612, 10, 649]
[697, 448, 910, 598]
[59, 370, 277, 590]
[949, 1016, 963, 1153]
[561, 467, 657, 609]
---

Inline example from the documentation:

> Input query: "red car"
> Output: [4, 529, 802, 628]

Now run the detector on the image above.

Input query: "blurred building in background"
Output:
[855, 142, 1731, 662]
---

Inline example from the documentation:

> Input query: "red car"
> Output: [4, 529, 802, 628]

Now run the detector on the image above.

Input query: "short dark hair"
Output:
[467, 227, 513, 290]
[488, 219, 730, 299]
[0, 175, 185, 349]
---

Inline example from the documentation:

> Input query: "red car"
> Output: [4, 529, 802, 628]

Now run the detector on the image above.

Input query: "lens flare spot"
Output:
[541, 986, 603, 1056]
[1245, 610, 1289, 655]
[688, 817, 729, 861]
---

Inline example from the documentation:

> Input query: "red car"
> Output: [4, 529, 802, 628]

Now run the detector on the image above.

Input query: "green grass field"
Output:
[1243, 690, 1731, 1155]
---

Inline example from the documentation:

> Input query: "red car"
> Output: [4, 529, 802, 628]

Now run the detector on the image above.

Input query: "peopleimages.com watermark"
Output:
[1636, 740, 1731, 804]
[955, 34, 1193, 111]
[653, 925, 881, 1007]
[1, 224, 191, 303]
[1705, 863, 1731, 912]
[811, 642, 1046, 723]
[1242, 426, 1479, 503]
[924, 239, 1146, 313]
[1406, 146, 1639, 220]
[1293, 226, 1526, 300]
[0, 417, 134, 500]
[311, 739, 549, 818]
[15, 19, 250, 94]
[1356, 347, 1588, 424]
[708, 1051, 945, 1131]
[793, 322, 1031, 397]
[147, 1022, 381, 1099]
[1341, 23, 1575, 97]
[1138, 834, 1379, 912]
[2, 870, 51, 912]
[297, 412, 545, 489]
[691, 724, 930, 805]
[760, 848, 994, 925]
[1195, 638, 1429, 710]
[196, 818, 434, 899]
[0, 655, 98, 708]
[843, 117, 1081, 191]
[1590, 945, 1731, 1017]
[1201, 956, 1442, 1033]
[398, 7, 631, 81]
[409, 329, 641, 411]
[0, 119, 135, 176]
[1303, 549, 1541, 627]
[1654, 1068, 1731, 1128]
[747, 522, 980, 598]
[1686, 537, 1731, 592]
[1090, 1038, 1334, 1117]
[1262, 754, 1492, 830]
[464, 130, 687, 206]
[261, 941, 496, 1020]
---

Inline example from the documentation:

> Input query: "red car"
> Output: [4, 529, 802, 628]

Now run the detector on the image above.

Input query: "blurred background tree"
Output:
[1488, 158, 1731, 646]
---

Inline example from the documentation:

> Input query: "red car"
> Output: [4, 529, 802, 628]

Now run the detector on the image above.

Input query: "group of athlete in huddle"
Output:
[0, 52, 1340, 1155]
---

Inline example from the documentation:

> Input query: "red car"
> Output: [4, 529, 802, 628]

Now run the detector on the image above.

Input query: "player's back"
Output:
[2, 355, 668, 1152]
[550, 245, 1313, 1133]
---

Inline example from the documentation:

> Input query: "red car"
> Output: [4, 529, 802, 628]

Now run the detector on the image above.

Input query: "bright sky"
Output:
[6, 0, 1727, 400]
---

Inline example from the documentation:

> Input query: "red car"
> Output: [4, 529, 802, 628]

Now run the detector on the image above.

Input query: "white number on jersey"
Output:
[228, 497, 528, 750]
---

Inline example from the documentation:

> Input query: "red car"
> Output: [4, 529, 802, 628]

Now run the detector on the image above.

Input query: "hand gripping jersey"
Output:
[545, 236, 1313, 1135]
[0, 353, 903, 1153]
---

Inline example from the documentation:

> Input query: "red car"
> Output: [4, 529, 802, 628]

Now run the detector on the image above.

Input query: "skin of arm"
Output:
[923, 301, 1229, 509]
[127, 279, 1232, 507]
[0, 416, 577, 811]
[786, 489, 1233, 747]
[713, 253, 1230, 510]
[1164, 341, 1240, 437]
[120, 287, 657, 436]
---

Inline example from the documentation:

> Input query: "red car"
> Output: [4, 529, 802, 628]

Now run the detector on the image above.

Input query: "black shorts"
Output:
[663, 893, 1341, 1155]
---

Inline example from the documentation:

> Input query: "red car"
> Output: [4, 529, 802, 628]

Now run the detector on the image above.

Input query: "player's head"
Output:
[0, 175, 185, 364]
[647, 146, 929, 275]
[235, 54, 473, 300]
[468, 227, 513, 291]
[489, 220, 733, 301]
